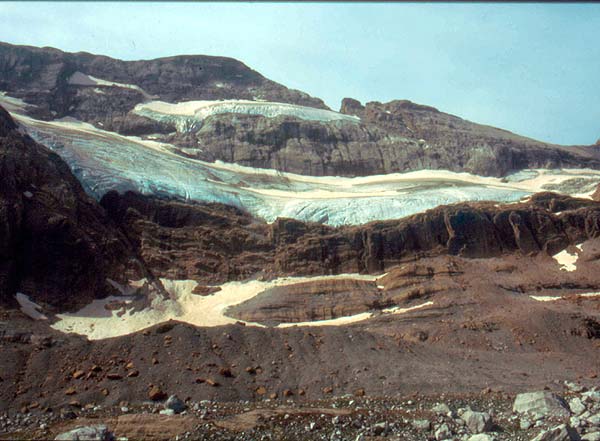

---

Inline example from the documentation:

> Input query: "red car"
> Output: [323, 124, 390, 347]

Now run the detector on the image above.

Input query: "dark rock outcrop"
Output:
[100, 190, 600, 285]
[0, 106, 143, 309]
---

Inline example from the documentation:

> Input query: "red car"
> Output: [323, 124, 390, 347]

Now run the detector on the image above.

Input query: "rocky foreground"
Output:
[3, 382, 600, 440]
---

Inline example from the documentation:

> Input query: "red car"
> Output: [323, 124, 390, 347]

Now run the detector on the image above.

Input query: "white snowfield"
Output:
[51, 273, 413, 340]
[133, 99, 360, 131]
[68, 72, 157, 99]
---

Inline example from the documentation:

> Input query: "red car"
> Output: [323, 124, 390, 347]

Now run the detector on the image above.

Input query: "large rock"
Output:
[54, 425, 112, 441]
[513, 392, 571, 418]
[165, 395, 187, 414]
[461, 410, 493, 433]
[531, 424, 580, 441]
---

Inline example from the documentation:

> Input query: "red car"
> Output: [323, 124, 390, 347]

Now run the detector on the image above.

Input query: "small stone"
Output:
[64, 387, 76, 396]
[159, 409, 175, 416]
[106, 373, 123, 380]
[72, 370, 85, 380]
[148, 386, 167, 401]
[520, 419, 532, 430]
[205, 379, 219, 387]
[570, 398, 586, 416]
[127, 370, 139, 378]
[219, 367, 234, 377]
[412, 419, 431, 431]
[565, 381, 586, 393]
[354, 388, 365, 397]
[434, 423, 452, 440]
[432, 403, 452, 414]
[323, 386, 333, 394]
[269, 393, 278, 400]
[283, 389, 293, 397]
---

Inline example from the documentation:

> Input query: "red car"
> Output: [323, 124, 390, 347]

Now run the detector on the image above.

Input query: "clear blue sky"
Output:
[0, 2, 599, 145]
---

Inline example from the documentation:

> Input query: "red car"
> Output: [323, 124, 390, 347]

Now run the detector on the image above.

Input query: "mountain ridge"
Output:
[1, 40, 599, 177]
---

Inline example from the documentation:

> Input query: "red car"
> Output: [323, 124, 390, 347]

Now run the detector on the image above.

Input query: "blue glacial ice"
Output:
[13, 114, 538, 226]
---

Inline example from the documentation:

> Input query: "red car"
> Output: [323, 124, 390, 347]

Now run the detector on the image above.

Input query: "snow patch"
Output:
[552, 244, 583, 272]
[15, 293, 47, 321]
[51, 274, 380, 340]
[277, 300, 434, 328]
[68, 72, 156, 99]
[530, 292, 600, 302]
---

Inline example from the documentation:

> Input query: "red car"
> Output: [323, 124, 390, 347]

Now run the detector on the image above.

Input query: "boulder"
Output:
[461, 410, 493, 433]
[165, 395, 187, 414]
[54, 425, 112, 441]
[513, 392, 570, 418]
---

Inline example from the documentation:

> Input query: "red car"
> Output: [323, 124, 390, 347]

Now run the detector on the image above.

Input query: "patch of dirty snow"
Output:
[0, 91, 30, 112]
[382, 301, 434, 314]
[15, 293, 47, 320]
[51, 274, 381, 340]
[278, 300, 434, 328]
[68, 72, 156, 99]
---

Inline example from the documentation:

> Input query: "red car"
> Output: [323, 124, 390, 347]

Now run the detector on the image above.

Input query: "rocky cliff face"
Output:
[338, 99, 600, 176]
[0, 106, 144, 309]
[100, 190, 600, 285]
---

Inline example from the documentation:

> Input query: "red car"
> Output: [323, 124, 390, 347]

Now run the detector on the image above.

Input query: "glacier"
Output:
[4, 91, 600, 226]
[133, 99, 360, 132]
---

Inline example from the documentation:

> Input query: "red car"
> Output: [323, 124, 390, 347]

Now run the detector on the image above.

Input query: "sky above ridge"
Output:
[0, 2, 599, 145]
